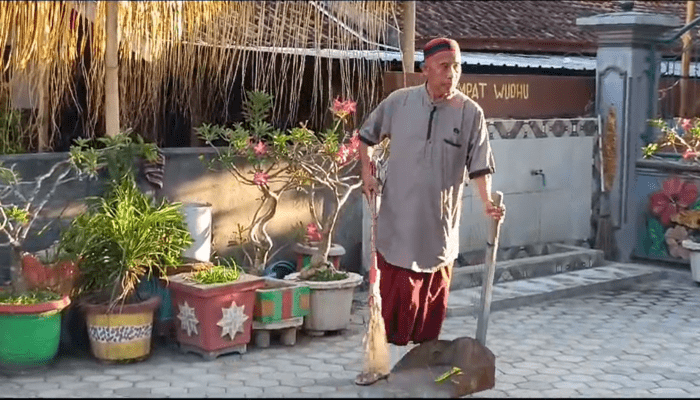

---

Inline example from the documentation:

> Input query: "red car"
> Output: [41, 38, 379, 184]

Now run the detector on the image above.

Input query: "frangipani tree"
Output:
[198, 91, 362, 279]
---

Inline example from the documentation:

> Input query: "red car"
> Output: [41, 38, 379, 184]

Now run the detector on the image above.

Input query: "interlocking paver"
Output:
[82, 374, 116, 383]
[20, 382, 60, 391]
[134, 380, 170, 389]
[629, 372, 665, 382]
[98, 380, 134, 390]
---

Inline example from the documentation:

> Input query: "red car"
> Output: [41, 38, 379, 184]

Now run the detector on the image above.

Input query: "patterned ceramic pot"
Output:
[81, 295, 160, 363]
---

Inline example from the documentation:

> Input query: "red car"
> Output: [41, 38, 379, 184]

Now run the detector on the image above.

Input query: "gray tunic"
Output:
[359, 84, 495, 273]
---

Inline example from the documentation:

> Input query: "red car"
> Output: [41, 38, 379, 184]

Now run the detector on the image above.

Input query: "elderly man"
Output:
[356, 37, 503, 385]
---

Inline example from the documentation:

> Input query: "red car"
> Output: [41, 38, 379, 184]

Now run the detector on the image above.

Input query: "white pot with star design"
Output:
[167, 272, 265, 358]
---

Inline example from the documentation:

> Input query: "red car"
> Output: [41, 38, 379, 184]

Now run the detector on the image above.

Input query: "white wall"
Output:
[460, 135, 594, 252]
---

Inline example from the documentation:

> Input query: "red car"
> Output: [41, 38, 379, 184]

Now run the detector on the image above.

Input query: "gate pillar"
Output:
[577, 10, 679, 261]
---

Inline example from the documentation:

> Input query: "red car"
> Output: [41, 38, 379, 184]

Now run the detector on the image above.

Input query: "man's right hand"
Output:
[362, 173, 379, 201]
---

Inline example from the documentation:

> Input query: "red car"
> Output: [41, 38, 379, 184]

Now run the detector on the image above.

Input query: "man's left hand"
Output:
[484, 201, 505, 221]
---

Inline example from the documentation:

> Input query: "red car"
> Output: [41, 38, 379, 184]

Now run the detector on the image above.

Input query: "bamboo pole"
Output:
[37, 9, 50, 151]
[402, 1, 415, 74]
[681, 1, 695, 117]
[105, 1, 120, 137]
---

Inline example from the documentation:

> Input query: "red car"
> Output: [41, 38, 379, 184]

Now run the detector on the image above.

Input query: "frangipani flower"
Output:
[254, 141, 267, 157]
[331, 98, 357, 119]
[683, 149, 699, 160]
[253, 171, 269, 187]
[650, 176, 698, 226]
[306, 223, 322, 242]
[681, 118, 694, 132]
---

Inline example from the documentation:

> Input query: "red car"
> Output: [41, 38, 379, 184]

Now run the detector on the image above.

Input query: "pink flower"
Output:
[253, 171, 269, 187]
[348, 133, 361, 159]
[336, 145, 351, 165]
[331, 98, 357, 117]
[306, 223, 322, 242]
[254, 141, 267, 157]
[683, 149, 699, 160]
[649, 176, 698, 226]
[681, 118, 694, 132]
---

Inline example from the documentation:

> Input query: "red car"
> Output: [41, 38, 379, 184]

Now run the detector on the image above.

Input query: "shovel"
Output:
[387, 191, 504, 398]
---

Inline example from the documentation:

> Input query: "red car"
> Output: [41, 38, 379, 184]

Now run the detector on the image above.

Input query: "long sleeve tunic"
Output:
[359, 84, 495, 273]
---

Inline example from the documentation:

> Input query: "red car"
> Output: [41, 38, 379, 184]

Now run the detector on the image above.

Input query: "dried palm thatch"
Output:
[0, 1, 400, 150]
[603, 106, 617, 192]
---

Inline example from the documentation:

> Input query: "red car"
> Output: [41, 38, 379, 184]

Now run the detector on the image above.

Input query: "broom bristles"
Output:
[361, 294, 390, 376]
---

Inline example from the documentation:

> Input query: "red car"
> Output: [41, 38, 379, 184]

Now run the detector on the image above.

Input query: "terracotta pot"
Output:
[167, 272, 265, 359]
[81, 295, 161, 363]
[292, 242, 346, 272]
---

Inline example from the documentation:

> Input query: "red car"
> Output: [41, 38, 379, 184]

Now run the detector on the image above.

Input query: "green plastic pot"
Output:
[0, 295, 70, 368]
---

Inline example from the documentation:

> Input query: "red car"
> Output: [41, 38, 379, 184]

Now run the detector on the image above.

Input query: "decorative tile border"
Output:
[487, 118, 599, 140]
[88, 324, 153, 344]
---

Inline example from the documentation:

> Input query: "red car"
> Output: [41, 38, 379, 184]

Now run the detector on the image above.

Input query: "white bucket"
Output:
[181, 202, 212, 262]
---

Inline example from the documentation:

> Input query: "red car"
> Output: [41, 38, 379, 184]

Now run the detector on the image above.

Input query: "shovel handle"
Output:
[475, 191, 504, 346]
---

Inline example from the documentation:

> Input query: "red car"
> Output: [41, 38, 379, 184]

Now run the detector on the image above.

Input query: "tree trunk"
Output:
[9, 246, 26, 294]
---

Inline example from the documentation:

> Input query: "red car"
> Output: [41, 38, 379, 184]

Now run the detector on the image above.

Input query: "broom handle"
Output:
[475, 191, 503, 347]
[368, 162, 381, 307]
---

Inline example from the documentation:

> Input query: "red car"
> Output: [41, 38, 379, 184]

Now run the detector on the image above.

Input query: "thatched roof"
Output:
[0, 1, 400, 150]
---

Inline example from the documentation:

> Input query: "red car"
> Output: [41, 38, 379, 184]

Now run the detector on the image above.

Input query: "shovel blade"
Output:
[388, 337, 496, 398]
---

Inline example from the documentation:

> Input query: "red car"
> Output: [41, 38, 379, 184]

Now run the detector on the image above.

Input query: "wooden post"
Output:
[681, 1, 695, 117]
[105, 0, 120, 137]
[402, 1, 415, 74]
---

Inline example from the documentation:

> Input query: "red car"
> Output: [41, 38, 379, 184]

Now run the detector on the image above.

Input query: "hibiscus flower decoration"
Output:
[331, 98, 357, 119]
[254, 141, 267, 157]
[683, 149, 699, 160]
[665, 225, 690, 260]
[306, 223, 322, 243]
[253, 171, 269, 187]
[650, 176, 698, 226]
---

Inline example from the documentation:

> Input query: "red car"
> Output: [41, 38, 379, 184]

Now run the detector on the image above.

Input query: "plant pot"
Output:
[292, 242, 346, 272]
[681, 240, 700, 282]
[181, 203, 212, 262]
[284, 271, 362, 335]
[0, 294, 70, 368]
[254, 277, 310, 324]
[167, 272, 265, 359]
[80, 295, 161, 363]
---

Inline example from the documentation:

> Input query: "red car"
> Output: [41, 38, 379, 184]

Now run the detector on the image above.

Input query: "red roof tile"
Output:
[401, 1, 689, 54]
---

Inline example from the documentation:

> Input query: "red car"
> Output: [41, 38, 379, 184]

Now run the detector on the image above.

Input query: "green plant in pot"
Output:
[0, 159, 80, 369]
[62, 131, 193, 362]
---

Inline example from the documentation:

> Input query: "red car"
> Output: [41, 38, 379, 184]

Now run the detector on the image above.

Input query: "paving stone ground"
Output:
[1, 265, 698, 398]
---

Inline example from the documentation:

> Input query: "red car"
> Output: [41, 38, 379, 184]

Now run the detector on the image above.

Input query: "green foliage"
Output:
[0, 106, 26, 154]
[61, 175, 192, 307]
[0, 289, 62, 305]
[189, 261, 241, 285]
[0, 163, 19, 184]
[69, 130, 159, 186]
[5, 206, 29, 224]
[304, 267, 348, 282]
[642, 143, 659, 159]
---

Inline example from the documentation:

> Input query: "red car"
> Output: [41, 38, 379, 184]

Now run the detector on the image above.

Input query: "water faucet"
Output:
[531, 169, 546, 187]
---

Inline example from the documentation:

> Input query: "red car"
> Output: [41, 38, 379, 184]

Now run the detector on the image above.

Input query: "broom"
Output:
[355, 161, 390, 386]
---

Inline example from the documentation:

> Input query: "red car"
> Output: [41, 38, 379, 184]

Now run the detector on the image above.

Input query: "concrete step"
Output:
[447, 262, 668, 318]
[451, 244, 605, 291]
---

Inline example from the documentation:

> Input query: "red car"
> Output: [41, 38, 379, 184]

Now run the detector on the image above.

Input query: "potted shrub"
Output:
[0, 160, 79, 368]
[166, 258, 265, 359]
[279, 97, 364, 335]
[62, 132, 193, 363]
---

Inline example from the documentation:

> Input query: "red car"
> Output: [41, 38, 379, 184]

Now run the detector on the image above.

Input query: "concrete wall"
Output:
[0, 149, 365, 282]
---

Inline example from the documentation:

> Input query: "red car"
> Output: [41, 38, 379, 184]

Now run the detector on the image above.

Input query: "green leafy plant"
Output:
[188, 260, 241, 285]
[0, 100, 26, 154]
[643, 118, 700, 161]
[61, 172, 192, 309]
[0, 289, 63, 305]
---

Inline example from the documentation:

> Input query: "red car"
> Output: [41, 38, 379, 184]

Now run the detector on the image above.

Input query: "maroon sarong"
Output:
[377, 252, 452, 346]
